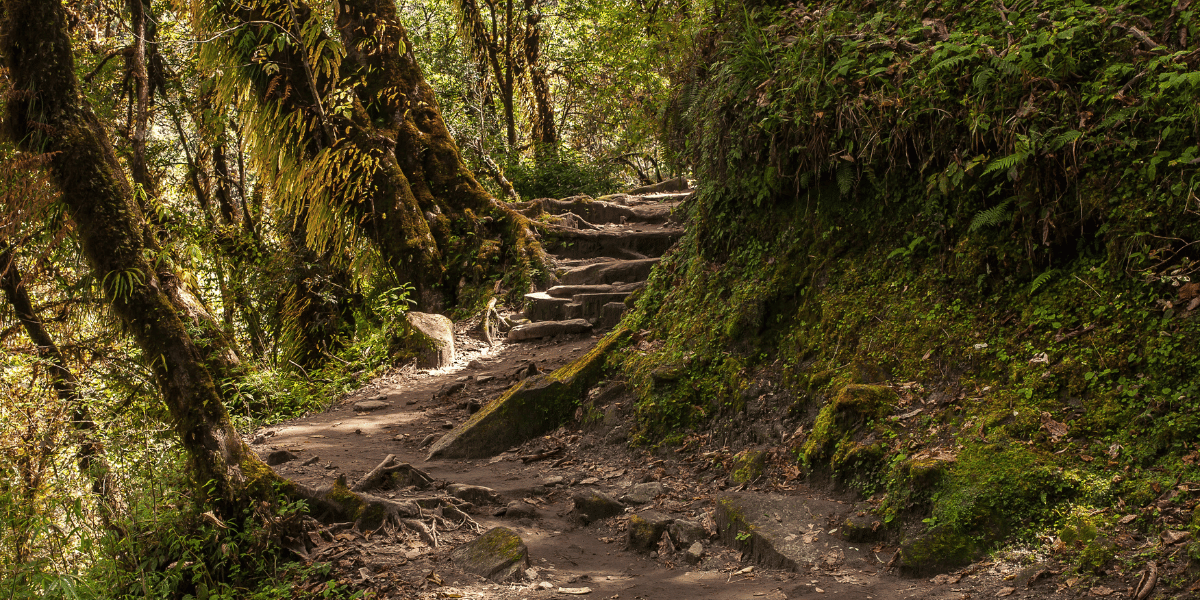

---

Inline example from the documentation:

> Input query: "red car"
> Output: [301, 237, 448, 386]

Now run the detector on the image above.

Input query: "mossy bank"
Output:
[618, 0, 1200, 581]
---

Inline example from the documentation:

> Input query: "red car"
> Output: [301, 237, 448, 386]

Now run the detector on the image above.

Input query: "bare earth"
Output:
[252, 323, 1076, 600]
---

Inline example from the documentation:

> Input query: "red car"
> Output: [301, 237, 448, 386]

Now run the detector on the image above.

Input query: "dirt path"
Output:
[252, 190, 1045, 600]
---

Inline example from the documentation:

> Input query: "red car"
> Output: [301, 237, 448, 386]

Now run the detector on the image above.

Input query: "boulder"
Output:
[571, 490, 625, 525]
[266, 450, 298, 466]
[506, 319, 593, 342]
[447, 483, 502, 505]
[627, 512, 673, 553]
[406, 312, 455, 369]
[669, 519, 707, 546]
[503, 500, 540, 520]
[621, 482, 664, 505]
[450, 527, 530, 582]
[428, 329, 629, 459]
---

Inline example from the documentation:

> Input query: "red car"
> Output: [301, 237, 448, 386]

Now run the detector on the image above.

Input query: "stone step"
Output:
[546, 282, 643, 298]
[544, 227, 683, 260]
[506, 319, 593, 342]
[510, 197, 673, 225]
[560, 258, 659, 286]
[600, 301, 628, 329]
[524, 291, 632, 323]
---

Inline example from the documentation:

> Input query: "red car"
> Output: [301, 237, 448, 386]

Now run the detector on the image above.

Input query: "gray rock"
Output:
[448, 483, 502, 505]
[419, 433, 440, 447]
[542, 475, 564, 486]
[669, 519, 707, 546]
[406, 312, 455, 369]
[503, 500, 540, 520]
[627, 511, 673, 553]
[571, 490, 624, 525]
[621, 482, 664, 505]
[427, 331, 629, 460]
[685, 541, 704, 564]
[301, 455, 320, 467]
[450, 527, 530, 582]
[506, 319, 593, 342]
[266, 450, 298, 466]
[353, 400, 391, 412]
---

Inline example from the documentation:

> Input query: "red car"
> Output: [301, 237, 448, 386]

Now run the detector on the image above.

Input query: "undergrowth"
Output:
[623, 0, 1200, 577]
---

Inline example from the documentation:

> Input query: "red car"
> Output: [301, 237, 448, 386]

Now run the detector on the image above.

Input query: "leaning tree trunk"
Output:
[0, 0, 271, 515]
[337, 0, 550, 305]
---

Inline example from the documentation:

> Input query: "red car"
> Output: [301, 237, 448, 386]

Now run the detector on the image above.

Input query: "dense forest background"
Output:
[4, 0, 1200, 597]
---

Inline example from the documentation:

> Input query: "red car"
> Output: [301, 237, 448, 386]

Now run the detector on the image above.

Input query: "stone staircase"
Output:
[507, 187, 691, 340]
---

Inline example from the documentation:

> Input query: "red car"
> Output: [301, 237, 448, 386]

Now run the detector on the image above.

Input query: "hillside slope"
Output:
[618, 0, 1200, 585]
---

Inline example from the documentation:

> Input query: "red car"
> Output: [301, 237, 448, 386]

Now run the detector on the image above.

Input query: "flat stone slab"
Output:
[715, 492, 873, 572]
[561, 258, 660, 286]
[507, 319, 592, 341]
[428, 330, 629, 459]
[450, 527, 529, 582]
[523, 293, 573, 322]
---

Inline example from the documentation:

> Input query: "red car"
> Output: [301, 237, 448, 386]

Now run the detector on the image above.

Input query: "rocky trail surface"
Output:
[252, 182, 1066, 600]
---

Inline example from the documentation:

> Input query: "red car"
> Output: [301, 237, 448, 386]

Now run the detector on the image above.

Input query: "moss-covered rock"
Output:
[450, 527, 530, 582]
[626, 512, 673, 553]
[729, 449, 767, 484]
[428, 328, 629, 459]
[571, 490, 624, 525]
[896, 526, 977, 576]
[801, 384, 897, 465]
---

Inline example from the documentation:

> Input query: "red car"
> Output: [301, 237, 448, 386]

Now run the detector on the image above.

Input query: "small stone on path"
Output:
[266, 450, 297, 465]
[354, 400, 391, 412]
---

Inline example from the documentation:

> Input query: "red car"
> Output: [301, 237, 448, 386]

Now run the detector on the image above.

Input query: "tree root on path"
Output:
[280, 454, 483, 559]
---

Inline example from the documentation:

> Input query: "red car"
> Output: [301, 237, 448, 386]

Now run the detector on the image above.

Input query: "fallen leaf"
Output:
[1040, 412, 1069, 442]
[580, 477, 599, 485]
[557, 587, 592, 595]
[1081, 455, 1094, 462]
[997, 587, 1016, 597]
[814, 587, 824, 593]
[1162, 530, 1191, 545]
[1066, 576, 1081, 587]
[1119, 514, 1137, 525]
[1091, 586, 1114, 597]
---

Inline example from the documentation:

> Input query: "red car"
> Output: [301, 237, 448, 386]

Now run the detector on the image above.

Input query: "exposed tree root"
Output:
[279, 454, 482, 558]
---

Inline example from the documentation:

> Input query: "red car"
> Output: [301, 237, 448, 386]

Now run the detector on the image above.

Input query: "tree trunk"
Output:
[1, 0, 272, 515]
[523, 0, 557, 157]
[337, 0, 550, 303]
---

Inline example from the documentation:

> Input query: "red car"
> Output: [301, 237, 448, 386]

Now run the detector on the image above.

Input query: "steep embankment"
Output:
[618, 0, 1200, 586]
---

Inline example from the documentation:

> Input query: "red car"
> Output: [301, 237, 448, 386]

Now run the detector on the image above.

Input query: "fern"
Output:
[1048, 130, 1083, 151]
[930, 54, 974, 74]
[836, 161, 855, 196]
[982, 151, 1029, 176]
[1029, 269, 1056, 295]
[969, 198, 1015, 232]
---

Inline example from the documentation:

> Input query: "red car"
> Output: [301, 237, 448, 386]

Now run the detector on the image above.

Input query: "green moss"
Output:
[898, 526, 977, 575]
[802, 384, 896, 465]
[730, 450, 767, 484]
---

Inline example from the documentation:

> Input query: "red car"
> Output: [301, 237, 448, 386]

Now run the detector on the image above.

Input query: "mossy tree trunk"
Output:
[337, 0, 549, 307]
[0, 0, 273, 515]
[206, 0, 548, 310]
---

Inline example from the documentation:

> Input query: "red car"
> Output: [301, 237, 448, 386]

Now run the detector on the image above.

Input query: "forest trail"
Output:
[252, 185, 1025, 600]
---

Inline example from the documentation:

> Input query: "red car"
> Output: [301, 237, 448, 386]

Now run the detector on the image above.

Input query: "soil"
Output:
[253, 324, 1081, 600]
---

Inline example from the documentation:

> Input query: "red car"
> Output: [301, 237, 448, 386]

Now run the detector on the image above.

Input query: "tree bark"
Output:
[1, 0, 272, 514]
[523, 0, 557, 157]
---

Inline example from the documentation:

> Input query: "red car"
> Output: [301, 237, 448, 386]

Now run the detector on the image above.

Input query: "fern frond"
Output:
[930, 54, 974, 73]
[1029, 269, 1056, 295]
[969, 198, 1014, 232]
[836, 161, 855, 196]
[982, 151, 1028, 176]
